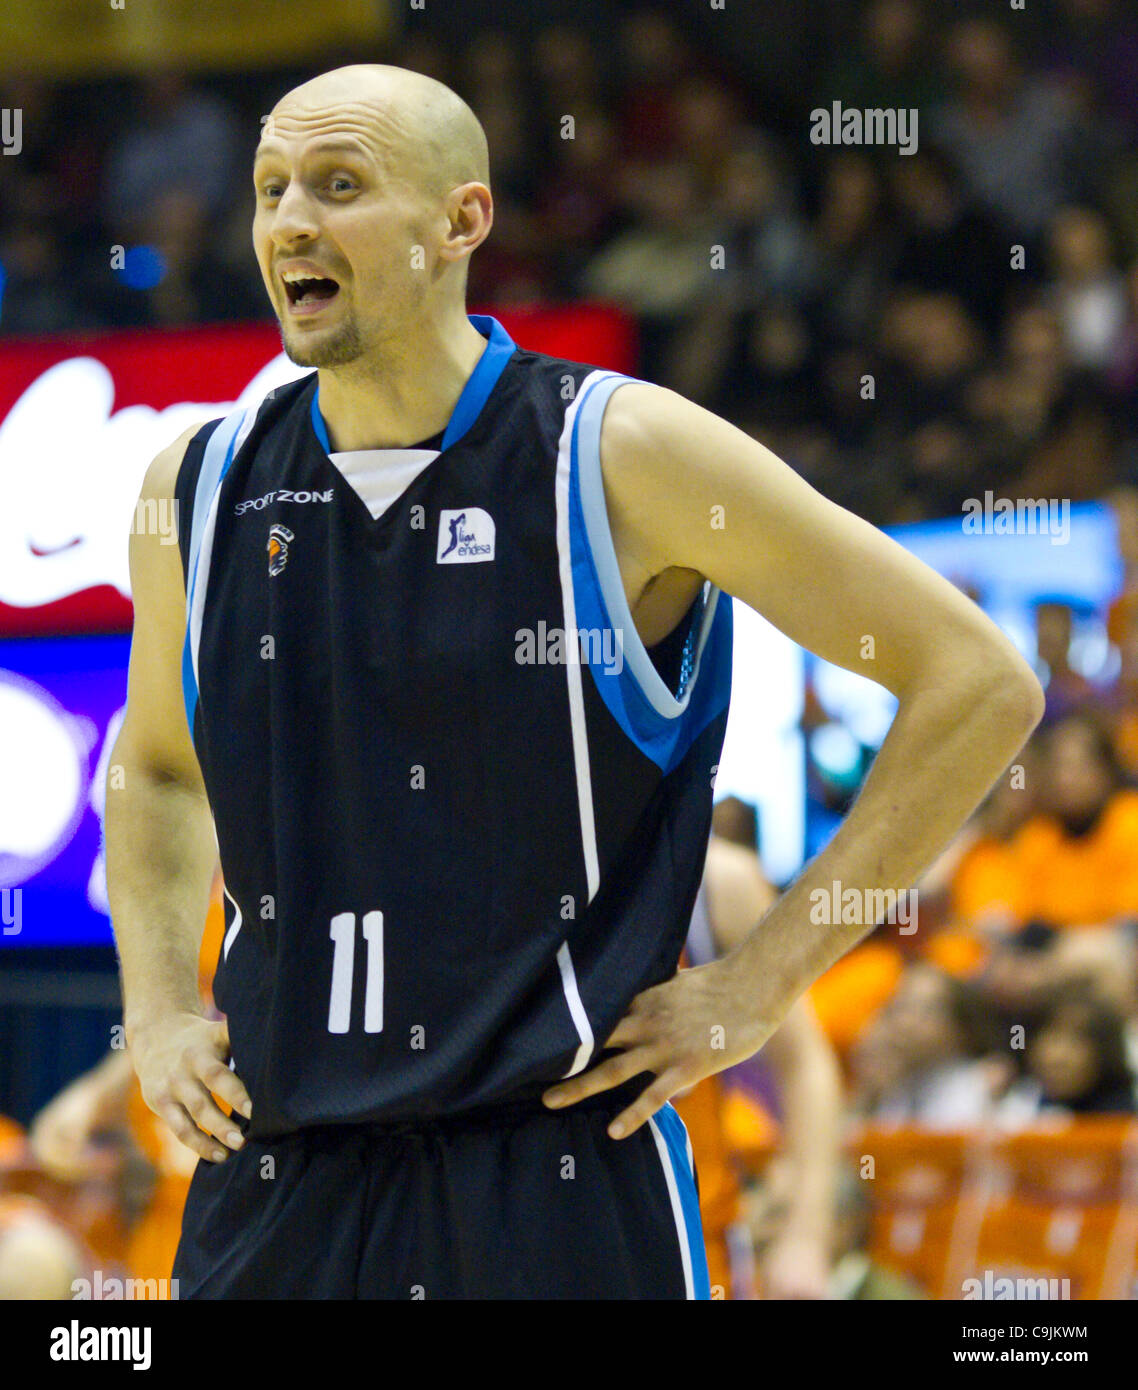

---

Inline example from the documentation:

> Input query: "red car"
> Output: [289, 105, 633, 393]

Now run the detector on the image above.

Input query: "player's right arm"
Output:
[105, 423, 251, 1163]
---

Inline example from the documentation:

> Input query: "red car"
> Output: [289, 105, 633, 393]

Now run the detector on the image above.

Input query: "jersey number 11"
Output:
[327, 911, 384, 1033]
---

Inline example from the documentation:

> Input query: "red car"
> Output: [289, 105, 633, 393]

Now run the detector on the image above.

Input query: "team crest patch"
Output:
[268, 523, 294, 576]
[437, 508, 495, 563]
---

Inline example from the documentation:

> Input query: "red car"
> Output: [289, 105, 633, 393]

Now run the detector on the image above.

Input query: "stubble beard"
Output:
[278, 299, 365, 369]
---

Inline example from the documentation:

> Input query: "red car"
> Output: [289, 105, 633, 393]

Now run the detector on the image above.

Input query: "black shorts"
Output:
[171, 1085, 710, 1299]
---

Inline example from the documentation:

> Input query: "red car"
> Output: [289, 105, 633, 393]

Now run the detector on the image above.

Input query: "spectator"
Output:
[932, 17, 1088, 242]
[888, 145, 1011, 340]
[827, 0, 946, 116]
[1005, 709, 1138, 929]
[857, 964, 1007, 1126]
[533, 25, 607, 123]
[100, 70, 240, 237]
[89, 186, 266, 330]
[670, 74, 746, 204]
[579, 158, 721, 379]
[1045, 206, 1129, 371]
[613, 9, 691, 162]
[1105, 261, 1138, 408]
[1042, 0, 1138, 139]
[538, 109, 620, 294]
[806, 153, 896, 353]
[716, 136, 814, 307]
[963, 300, 1083, 498]
[978, 922, 1060, 1030]
[1104, 496, 1138, 774]
[998, 984, 1136, 1121]
[0, 217, 100, 335]
[1035, 600, 1097, 722]
[942, 750, 1039, 934]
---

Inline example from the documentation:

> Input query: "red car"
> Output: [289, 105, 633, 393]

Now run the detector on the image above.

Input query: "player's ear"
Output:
[439, 183, 492, 264]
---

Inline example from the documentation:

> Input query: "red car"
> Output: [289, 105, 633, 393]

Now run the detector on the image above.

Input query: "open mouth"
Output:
[282, 274, 340, 309]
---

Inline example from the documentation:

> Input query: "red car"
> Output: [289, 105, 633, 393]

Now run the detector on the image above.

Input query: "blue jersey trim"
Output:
[655, 1102, 712, 1300]
[568, 371, 732, 774]
[181, 630, 199, 741]
[443, 315, 517, 449]
[310, 386, 330, 452]
[310, 314, 516, 455]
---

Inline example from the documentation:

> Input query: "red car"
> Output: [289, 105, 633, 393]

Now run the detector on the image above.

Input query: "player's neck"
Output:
[315, 308, 488, 452]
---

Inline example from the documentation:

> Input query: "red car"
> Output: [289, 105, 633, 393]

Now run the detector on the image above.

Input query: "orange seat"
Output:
[850, 1125, 987, 1299]
[956, 1119, 1138, 1301]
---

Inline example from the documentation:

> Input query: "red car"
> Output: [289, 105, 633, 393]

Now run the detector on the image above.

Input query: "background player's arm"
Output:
[105, 424, 251, 1162]
[704, 838, 840, 1299]
[28, 1049, 135, 1182]
[755, 1003, 842, 1299]
[545, 383, 1044, 1135]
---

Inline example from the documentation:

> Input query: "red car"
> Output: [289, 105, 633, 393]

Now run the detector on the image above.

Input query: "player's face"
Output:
[252, 109, 434, 369]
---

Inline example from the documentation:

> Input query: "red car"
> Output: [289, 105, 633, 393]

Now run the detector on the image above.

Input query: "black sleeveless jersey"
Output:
[174, 314, 733, 1139]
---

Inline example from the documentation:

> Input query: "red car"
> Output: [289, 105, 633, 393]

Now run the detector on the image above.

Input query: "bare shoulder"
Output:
[117, 421, 218, 786]
[597, 379, 669, 453]
[597, 378, 788, 576]
[599, 378, 763, 483]
[128, 420, 214, 610]
[597, 380, 703, 504]
[597, 380, 712, 600]
[140, 421, 210, 505]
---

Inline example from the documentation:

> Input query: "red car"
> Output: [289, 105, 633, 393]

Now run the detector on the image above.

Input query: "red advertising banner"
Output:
[0, 304, 636, 637]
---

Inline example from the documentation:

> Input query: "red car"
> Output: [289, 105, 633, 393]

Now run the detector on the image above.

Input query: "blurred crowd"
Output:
[2, 2, 1138, 526]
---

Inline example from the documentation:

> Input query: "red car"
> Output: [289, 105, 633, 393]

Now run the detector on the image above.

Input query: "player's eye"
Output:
[329, 177, 355, 193]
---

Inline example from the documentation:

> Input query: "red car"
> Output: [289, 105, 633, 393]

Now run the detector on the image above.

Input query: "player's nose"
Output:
[268, 182, 320, 245]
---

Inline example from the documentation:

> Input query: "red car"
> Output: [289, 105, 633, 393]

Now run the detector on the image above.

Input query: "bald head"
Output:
[253, 62, 494, 370]
[265, 64, 490, 200]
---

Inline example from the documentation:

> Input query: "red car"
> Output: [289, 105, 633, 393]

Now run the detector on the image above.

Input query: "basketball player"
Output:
[106, 64, 1044, 1298]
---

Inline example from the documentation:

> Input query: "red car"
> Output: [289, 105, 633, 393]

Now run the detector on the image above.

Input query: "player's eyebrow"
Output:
[253, 139, 372, 166]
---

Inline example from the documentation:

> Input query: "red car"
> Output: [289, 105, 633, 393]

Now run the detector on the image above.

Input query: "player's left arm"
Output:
[543, 382, 1044, 1138]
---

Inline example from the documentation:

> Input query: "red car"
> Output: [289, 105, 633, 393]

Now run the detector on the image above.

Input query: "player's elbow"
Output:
[968, 650, 1046, 745]
[911, 631, 1045, 749]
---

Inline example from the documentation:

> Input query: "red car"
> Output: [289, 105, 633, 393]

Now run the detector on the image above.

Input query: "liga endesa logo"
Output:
[0, 350, 309, 613]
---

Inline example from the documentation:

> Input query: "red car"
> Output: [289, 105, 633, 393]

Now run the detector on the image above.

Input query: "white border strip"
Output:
[647, 1113, 696, 1300]
[552, 374, 605, 1078]
[553, 373, 603, 902]
[222, 884, 243, 961]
